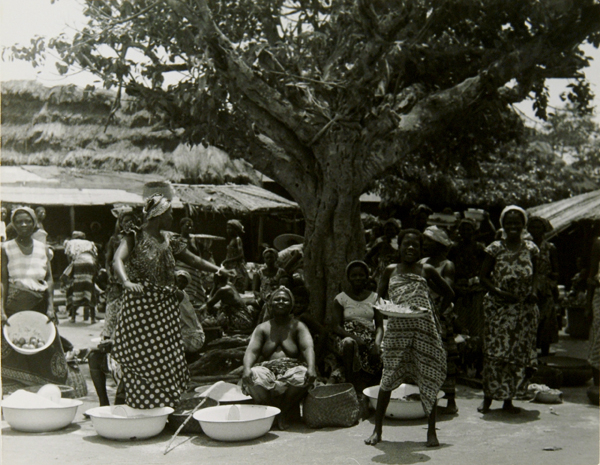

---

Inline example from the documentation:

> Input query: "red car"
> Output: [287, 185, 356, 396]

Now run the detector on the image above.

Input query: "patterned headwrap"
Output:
[71, 231, 86, 240]
[346, 260, 370, 279]
[499, 205, 528, 228]
[270, 285, 295, 308]
[227, 219, 245, 235]
[180, 217, 193, 228]
[383, 218, 402, 233]
[11, 206, 37, 224]
[144, 194, 171, 222]
[423, 225, 453, 247]
[175, 269, 192, 287]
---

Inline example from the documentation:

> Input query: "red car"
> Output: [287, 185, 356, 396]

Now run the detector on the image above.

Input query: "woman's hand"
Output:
[369, 343, 381, 357]
[124, 281, 144, 295]
[242, 367, 254, 386]
[46, 308, 57, 324]
[1, 312, 8, 327]
[305, 367, 317, 386]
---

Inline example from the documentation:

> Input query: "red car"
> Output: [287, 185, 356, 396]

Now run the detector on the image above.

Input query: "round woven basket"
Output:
[166, 394, 219, 434]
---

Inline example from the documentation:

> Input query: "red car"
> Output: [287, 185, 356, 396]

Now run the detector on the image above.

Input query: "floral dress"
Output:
[112, 230, 190, 409]
[482, 240, 539, 400]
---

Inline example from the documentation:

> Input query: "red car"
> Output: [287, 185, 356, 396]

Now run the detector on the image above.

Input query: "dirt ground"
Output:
[2, 316, 599, 465]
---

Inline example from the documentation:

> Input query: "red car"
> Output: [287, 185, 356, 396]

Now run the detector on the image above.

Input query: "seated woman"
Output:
[202, 268, 258, 333]
[242, 286, 317, 430]
[330, 260, 383, 392]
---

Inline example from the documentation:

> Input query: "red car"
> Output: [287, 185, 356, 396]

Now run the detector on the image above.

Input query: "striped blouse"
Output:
[4, 239, 48, 292]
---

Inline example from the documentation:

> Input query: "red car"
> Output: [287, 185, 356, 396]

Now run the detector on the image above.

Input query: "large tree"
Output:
[9, 0, 600, 322]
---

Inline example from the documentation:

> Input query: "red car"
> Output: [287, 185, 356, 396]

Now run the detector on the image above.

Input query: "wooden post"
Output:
[69, 206, 75, 235]
[257, 215, 264, 261]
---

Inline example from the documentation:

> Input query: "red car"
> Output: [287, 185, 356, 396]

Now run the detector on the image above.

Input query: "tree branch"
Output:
[163, 0, 318, 147]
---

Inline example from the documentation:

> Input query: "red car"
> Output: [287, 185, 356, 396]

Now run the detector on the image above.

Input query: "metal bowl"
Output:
[3, 311, 56, 355]
[193, 404, 280, 442]
[1, 398, 82, 432]
[85, 405, 173, 440]
[363, 384, 444, 420]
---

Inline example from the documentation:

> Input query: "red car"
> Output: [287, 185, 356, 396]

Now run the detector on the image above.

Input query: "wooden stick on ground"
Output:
[163, 381, 225, 455]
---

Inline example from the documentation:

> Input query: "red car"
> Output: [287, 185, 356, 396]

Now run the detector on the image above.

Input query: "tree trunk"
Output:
[301, 132, 368, 324]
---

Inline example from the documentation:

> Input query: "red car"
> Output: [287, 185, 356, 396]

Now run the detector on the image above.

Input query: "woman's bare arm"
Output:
[113, 236, 143, 294]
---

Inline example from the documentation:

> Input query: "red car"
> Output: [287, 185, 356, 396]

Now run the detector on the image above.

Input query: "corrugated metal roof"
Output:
[527, 189, 600, 237]
[173, 184, 299, 215]
[0, 186, 145, 206]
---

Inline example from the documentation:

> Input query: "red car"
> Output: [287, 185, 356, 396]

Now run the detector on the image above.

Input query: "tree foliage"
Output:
[6, 0, 600, 321]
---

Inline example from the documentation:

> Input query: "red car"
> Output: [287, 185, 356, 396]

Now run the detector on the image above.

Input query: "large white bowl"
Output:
[3, 311, 56, 355]
[2, 398, 82, 432]
[363, 384, 445, 420]
[193, 404, 280, 442]
[85, 405, 174, 440]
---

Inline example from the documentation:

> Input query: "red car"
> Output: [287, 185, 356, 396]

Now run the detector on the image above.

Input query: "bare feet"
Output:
[438, 404, 459, 415]
[365, 431, 381, 445]
[276, 414, 290, 431]
[426, 429, 440, 447]
[477, 398, 492, 413]
[502, 400, 521, 414]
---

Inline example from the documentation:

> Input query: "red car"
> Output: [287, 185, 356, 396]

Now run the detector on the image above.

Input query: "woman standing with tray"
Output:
[365, 229, 454, 448]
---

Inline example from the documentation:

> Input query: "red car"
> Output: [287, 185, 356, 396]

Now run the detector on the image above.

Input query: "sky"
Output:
[2, 0, 600, 127]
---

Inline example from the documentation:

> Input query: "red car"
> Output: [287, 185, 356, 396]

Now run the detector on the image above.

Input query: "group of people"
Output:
[3, 196, 595, 447]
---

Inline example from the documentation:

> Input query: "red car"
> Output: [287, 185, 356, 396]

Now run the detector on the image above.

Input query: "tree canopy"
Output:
[7, 0, 600, 321]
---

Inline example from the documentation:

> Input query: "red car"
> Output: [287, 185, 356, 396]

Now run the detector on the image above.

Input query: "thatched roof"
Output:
[1, 80, 261, 185]
[527, 189, 600, 238]
[1, 166, 298, 214]
[173, 184, 299, 215]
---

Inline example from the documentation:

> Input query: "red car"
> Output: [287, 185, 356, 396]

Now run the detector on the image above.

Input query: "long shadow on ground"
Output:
[369, 440, 452, 464]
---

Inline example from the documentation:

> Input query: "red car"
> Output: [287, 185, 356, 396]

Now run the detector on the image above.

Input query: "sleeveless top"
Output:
[334, 291, 378, 323]
[4, 239, 48, 292]
[125, 230, 187, 289]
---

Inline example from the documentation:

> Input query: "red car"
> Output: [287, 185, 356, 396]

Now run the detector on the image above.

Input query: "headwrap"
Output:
[528, 216, 553, 233]
[499, 205, 528, 228]
[11, 206, 37, 224]
[423, 225, 453, 247]
[175, 269, 192, 287]
[144, 194, 171, 222]
[71, 231, 86, 240]
[346, 260, 370, 279]
[412, 204, 433, 216]
[270, 285, 295, 308]
[262, 247, 279, 259]
[227, 219, 245, 235]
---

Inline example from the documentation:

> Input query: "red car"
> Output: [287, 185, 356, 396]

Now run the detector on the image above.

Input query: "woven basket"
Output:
[303, 383, 360, 428]
[166, 394, 219, 434]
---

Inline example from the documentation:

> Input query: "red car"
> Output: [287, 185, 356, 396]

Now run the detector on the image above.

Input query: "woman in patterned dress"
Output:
[1, 207, 68, 394]
[365, 229, 453, 448]
[330, 260, 383, 391]
[112, 195, 221, 409]
[478, 206, 539, 414]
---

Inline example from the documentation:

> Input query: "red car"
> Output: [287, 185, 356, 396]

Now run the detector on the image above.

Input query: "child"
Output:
[365, 229, 454, 448]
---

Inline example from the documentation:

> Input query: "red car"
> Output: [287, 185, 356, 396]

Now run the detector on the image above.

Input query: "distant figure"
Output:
[528, 216, 559, 357]
[32, 206, 48, 245]
[62, 231, 98, 324]
[253, 247, 286, 319]
[242, 286, 317, 430]
[587, 237, 600, 390]
[176, 270, 205, 364]
[176, 218, 207, 306]
[365, 218, 401, 281]
[410, 204, 433, 232]
[222, 219, 250, 293]
[203, 268, 258, 333]
[0, 207, 8, 241]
